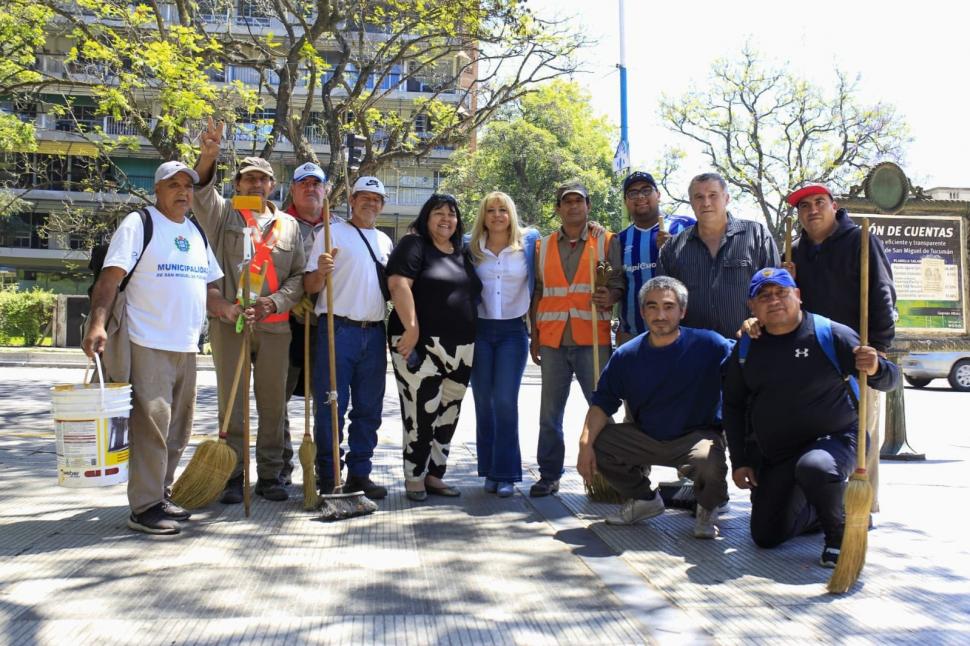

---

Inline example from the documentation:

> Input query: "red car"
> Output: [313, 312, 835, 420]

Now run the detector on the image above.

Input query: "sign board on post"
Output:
[850, 214, 968, 334]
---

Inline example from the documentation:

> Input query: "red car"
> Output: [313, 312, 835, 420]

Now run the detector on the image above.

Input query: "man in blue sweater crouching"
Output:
[577, 276, 734, 538]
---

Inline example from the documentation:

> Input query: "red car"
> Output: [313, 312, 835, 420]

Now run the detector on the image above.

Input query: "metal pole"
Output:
[618, 0, 629, 149]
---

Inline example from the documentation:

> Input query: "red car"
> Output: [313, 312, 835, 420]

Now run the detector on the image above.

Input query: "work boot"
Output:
[254, 477, 289, 501]
[820, 544, 840, 568]
[529, 478, 560, 497]
[280, 464, 294, 486]
[220, 474, 244, 505]
[344, 475, 388, 500]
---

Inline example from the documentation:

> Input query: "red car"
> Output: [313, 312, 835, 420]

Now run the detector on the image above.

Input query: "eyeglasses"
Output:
[625, 187, 655, 200]
[754, 287, 793, 303]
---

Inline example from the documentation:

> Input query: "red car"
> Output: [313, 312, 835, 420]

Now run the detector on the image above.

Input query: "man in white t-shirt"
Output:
[83, 160, 223, 535]
[304, 176, 392, 499]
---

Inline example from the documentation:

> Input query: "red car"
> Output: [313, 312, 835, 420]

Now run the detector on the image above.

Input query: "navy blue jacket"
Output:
[791, 209, 896, 352]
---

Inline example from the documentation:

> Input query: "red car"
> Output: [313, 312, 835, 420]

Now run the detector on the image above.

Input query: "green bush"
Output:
[0, 287, 56, 346]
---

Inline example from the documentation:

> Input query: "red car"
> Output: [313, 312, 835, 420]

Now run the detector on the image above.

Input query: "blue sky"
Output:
[529, 0, 968, 190]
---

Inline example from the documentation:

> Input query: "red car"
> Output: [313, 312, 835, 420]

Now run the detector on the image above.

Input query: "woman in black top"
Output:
[387, 194, 482, 501]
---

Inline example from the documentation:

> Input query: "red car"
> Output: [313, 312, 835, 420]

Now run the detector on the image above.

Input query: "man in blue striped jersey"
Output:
[616, 172, 695, 347]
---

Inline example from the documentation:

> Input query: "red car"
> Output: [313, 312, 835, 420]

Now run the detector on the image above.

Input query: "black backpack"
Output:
[88, 208, 208, 296]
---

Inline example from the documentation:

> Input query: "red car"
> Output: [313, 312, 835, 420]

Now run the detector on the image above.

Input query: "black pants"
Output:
[749, 431, 856, 548]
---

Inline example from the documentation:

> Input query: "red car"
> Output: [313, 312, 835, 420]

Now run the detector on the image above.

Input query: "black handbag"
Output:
[349, 222, 391, 301]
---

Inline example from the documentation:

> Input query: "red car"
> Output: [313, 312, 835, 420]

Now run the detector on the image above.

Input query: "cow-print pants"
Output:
[389, 335, 474, 483]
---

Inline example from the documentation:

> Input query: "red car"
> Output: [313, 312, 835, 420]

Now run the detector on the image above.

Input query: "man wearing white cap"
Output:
[279, 161, 331, 484]
[83, 160, 223, 534]
[193, 117, 307, 504]
[303, 176, 393, 498]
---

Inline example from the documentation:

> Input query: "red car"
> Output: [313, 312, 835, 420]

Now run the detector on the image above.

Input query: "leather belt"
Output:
[332, 315, 383, 328]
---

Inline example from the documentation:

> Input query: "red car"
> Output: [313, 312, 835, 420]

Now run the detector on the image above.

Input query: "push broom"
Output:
[583, 239, 623, 504]
[316, 180, 376, 521]
[827, 217, 873, 594]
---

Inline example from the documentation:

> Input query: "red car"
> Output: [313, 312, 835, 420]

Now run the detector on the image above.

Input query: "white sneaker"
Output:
[694, 505, 719, 539]
[605, 495, 665, 525]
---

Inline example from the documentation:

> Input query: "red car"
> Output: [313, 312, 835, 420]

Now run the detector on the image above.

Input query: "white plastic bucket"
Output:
[50, 354, 132, 487]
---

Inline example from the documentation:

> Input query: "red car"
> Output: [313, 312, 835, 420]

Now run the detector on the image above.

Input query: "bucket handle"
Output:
[83, 353, 107, 409]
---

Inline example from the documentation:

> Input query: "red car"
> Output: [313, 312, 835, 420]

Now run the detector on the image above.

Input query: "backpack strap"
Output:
[119, 208, 153, 292]
[738, 333, 751, 365]
[188, 214, 208, 249]
[812, 313, 860, 404]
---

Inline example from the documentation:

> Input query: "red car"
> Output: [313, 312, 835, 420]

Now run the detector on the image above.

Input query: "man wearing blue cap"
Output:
[722, 268, 898, 567]
[279, 161, 331, 484]
[615, 171, 695, 347]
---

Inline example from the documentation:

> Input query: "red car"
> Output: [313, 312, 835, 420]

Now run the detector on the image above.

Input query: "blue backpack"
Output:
[738, 313, 860, 404]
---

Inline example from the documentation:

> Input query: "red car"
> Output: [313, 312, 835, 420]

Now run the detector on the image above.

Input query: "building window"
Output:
[236, 0, 270, 26]
[949, 191, 960, 200]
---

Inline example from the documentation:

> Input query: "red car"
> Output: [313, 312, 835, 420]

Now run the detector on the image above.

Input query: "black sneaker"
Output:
[820, 544, 840, 568]
[529, 478, 560, 497]
[128, 503, 181, 535]
[254, 477, 289, 501]
[317, 479, 336, 496]
[161, 498, 192, 520]
[344, 475, 387, 500]
[220, 474, 244, 505]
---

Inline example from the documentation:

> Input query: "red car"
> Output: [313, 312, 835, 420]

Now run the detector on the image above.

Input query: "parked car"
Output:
[901, 351, 970, 392]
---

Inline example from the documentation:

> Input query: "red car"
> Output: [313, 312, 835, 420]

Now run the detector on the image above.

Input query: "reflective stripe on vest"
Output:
[239, 209, 289, 324]
[535, 231, 612, 348]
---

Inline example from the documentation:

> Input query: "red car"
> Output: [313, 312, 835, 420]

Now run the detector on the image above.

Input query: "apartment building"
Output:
[0, 2, 474, 294]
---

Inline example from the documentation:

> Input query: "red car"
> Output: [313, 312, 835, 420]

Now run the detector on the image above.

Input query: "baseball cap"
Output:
[623, 171, 658, 193]
[236, 156, 275, 180]
[555, 181, 589, 203]
[786, 183, 832, 207]
[351, 176, 387, 197]
[293, 162, 326, 183]
[154, 161, 199, 185]
[748, 267, 797, 299]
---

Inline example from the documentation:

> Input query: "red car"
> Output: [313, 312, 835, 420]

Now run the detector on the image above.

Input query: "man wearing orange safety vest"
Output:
[194, 117, 307, 504]
[528, 181, 625, 497]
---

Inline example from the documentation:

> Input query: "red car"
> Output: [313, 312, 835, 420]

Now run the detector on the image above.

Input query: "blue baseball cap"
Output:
[293, 162, 326, 183]
[748, 267, 797, 298]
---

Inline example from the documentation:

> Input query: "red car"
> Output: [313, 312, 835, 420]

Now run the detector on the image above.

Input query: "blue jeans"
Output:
[471, 318, 529, 483]
[313, 319, 386, 479]
[537, 344, 611, 481]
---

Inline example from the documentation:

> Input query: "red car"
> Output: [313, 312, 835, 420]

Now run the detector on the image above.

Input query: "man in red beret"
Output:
[784, 183, 896, 514]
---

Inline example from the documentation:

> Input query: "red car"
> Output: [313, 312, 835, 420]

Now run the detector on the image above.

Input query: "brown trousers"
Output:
[594, 423, 729, 511]
[127, 343, 196, 514]
[209, 319, 291, 481]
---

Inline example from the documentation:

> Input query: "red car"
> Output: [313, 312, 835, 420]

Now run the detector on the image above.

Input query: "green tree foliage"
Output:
[442, 80, 621, 231]
[658, 45, 909, 242]
[0, 287, 56, 346]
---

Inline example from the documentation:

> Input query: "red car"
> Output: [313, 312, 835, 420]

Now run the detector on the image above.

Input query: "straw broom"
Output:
[168, 340, 243, 508]
[299, 198, 331, 509]
[827, 217, 873, 594]
[583, 239, 624, 504]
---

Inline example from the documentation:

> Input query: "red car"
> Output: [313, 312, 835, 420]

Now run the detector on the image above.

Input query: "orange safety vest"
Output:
[535, 231, 612, 348]
[239, 209, 289, 324]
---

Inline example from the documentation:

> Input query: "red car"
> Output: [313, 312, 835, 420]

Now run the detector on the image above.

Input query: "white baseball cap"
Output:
[293, 162, 326, 183]
[155, 160, 200, 185]
[351, 176, 387, 197]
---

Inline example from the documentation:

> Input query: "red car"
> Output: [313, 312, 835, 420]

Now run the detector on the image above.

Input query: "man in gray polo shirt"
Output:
[658, 172, 779, 338]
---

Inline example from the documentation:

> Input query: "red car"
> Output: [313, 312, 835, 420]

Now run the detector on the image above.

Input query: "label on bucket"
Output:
[55, 417, 130, 468]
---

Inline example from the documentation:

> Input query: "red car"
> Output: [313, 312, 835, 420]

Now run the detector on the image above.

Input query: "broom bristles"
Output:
[299, 437, 319, 511]
[827, 471, 873, 594]
[169, 440, 237, 509]
[316, 491, 378, 521]
[584, 472, 625, 503]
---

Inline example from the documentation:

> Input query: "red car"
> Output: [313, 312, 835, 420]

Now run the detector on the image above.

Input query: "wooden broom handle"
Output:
[856, 218, 870, 471]
[322, 198, 341, 488]
[219, 334, 248, 440]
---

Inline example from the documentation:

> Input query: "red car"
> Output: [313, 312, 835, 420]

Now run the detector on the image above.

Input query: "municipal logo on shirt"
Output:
[174, 235, 190, 252]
